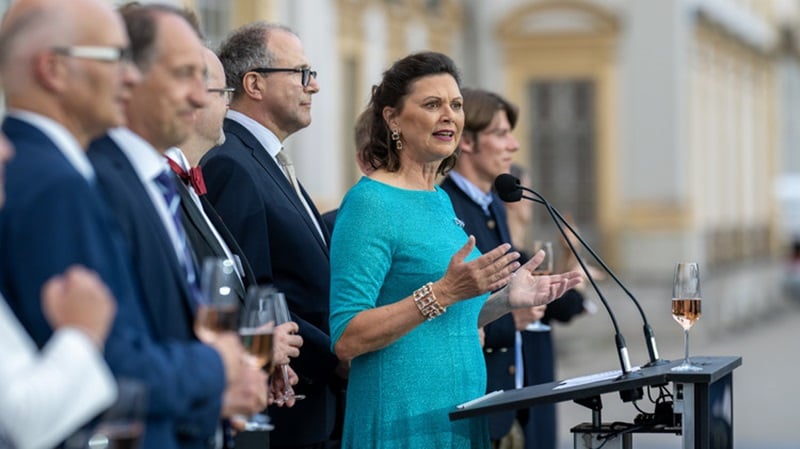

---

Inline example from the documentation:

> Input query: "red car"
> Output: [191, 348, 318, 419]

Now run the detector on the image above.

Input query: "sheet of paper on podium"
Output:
[553, 366, 641, 390]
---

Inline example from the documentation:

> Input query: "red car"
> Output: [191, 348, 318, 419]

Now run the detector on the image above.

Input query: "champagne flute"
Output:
[525, 240, 553, 332]
[238, 286, 278, 431]
[671, 262, 703, 372]
[194, 258, 240, 343]
[271, 292, 306, 404]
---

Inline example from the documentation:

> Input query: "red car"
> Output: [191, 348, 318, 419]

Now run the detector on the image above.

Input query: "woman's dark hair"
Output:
[361, 51, 462, 175]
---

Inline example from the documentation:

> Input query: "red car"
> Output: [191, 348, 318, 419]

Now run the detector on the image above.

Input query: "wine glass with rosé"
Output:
[671, 262, 703, 372]
[194, 258, 240, 343]
[237, 286, 278, 431]
[271, 292, 305, 405]
[525, 241, 553, 332]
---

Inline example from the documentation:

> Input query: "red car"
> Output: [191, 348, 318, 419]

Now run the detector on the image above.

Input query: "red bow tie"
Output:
[167, 158, 207, 196]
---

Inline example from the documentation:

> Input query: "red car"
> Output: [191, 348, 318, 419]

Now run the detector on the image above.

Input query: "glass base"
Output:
[525, 321, 551, 332]
[242, 413, 274, 431]
[670, 360, 703, 372]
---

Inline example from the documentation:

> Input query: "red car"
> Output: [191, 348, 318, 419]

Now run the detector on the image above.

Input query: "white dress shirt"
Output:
[0, 296, 116, 449]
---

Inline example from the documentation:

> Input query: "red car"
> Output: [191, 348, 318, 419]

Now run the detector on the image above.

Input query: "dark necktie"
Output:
[153, 170, 201, 304]
[167, 157, 207, 195]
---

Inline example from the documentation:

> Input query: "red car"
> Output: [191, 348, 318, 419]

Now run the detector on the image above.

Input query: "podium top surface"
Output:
[449, 355, 741, 421]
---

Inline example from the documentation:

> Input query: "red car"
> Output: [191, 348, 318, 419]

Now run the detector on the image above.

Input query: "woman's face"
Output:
[384, 74, 464, 164]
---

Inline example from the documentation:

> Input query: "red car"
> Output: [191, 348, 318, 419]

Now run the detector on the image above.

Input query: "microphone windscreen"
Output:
[494, 173, 522, 202]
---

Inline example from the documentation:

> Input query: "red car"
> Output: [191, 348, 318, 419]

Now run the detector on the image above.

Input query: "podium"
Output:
[449, 356, 741, 449]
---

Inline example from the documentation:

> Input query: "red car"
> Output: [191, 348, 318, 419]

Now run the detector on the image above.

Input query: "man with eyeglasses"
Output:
[0, 1, 229, 449]
[201, 21, 345, 449]
[165, 47, 248, 287]
[165, 45, 304, 427]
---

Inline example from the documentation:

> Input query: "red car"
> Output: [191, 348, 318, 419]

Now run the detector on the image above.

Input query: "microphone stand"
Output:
[518, 192, 642, 395]
[519, 190, 668, 368]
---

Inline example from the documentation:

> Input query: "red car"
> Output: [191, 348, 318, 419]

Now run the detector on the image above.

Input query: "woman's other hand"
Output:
[508, 250, 583, 308]
[432, 236, 520, 306]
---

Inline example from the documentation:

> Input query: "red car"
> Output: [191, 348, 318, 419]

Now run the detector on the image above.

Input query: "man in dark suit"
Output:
[441, 88, 544, 448]
[0, 2, 246, 449]
[166, 46, 303, 432]
[202, 22, 345, 449]
[87, 4, 267, 448]
[166, 46, 255, 302]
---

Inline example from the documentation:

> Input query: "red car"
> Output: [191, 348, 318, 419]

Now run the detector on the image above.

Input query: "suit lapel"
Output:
[200, 195, 258, 290]
[176, 179, 226, 258]
[225, 119, 330, 252]
[99, 137, 199, 314]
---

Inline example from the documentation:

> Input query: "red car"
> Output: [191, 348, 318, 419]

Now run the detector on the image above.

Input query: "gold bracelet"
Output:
[413, 282, 446, 320]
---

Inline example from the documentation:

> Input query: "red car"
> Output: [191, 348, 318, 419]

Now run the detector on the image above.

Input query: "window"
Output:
[527, 80, 597, 243]
[196, 0, 231, 49]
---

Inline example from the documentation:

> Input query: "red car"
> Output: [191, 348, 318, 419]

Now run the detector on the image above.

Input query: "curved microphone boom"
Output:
[495, 174, 668, 367]
[495, 174, 667, 368]
[495, 174, 649, 396]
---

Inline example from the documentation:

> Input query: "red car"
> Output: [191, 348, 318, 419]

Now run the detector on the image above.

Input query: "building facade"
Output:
[5, 0, 798, 285]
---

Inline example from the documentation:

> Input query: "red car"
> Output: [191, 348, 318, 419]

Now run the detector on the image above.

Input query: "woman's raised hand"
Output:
[507, 249, 584, 308]
[433, 236, 521, 306]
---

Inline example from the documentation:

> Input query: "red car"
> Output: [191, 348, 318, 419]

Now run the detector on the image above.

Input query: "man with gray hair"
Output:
[202, 21, 345, 449]
[0, 1, 240, 449]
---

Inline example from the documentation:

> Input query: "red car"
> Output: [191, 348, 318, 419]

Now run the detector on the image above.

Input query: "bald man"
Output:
[0, 2, 242, 448]
[164, 47, 256, 299]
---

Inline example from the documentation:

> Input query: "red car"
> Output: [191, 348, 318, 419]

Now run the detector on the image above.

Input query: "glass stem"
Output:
[683, 328, 690, 364]
[282, 364, 292, 397]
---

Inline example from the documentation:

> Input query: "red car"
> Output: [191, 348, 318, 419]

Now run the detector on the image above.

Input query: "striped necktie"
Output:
[275, 149, 326, 242]
[275, 149, 301, 196]
[153, 170, 201, 304]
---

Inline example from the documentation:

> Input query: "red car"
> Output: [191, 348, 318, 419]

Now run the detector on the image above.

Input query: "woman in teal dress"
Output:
[328, 52, 582, 449]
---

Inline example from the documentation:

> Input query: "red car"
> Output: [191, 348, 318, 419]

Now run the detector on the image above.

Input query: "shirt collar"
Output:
[449, 170, 494, 215]
[6, 109, 96, 182]
[108, 127, 170, 182]
[226, 109, 282, 158]
[165, 147, 191, 172]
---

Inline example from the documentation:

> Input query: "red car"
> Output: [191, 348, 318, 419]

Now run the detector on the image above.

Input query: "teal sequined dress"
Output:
[329, 177, 490, 449]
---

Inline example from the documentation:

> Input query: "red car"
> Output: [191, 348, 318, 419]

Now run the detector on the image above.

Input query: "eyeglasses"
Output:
[208, 87, 235, 104]
[248, 67, 317, 87]
[51, 46, 133, 63]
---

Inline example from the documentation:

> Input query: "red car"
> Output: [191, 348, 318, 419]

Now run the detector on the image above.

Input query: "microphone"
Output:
[496, 174, 667, 368]
[495, 174, 651, 398]
[495, 173, 523, 202]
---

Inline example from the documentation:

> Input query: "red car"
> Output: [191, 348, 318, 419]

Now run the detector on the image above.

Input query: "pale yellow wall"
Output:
[496, 0, 622, 263]
[691, 18, 778, 262]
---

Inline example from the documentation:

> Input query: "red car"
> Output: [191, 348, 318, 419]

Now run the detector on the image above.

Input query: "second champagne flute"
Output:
[525, 240, 553, 332]
[238, 286, 277, 431]
[272, 292, 305, 405]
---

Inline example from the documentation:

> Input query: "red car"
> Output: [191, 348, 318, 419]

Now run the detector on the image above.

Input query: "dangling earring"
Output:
[391, 128, 403, 151]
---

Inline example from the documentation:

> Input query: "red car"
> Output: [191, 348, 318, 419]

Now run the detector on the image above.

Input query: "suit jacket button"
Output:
[508, 365, 516, 375]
